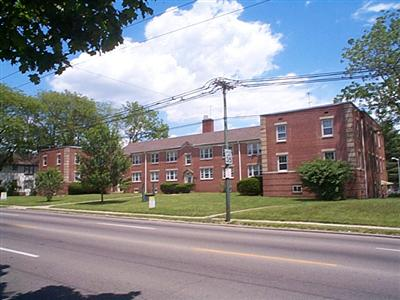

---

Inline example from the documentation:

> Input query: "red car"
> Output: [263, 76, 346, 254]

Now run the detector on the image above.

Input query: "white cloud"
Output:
[353, 1, 400, 21]
[305, 1, 311, 7]
[50, 0, 326, 129]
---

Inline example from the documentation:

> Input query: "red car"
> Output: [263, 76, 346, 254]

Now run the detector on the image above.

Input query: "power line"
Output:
[12, 0, 270, 90]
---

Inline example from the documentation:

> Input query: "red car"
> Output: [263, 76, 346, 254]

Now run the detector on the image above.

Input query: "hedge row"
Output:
[160, 183, 194, 194]
[68, 182, 100, 195]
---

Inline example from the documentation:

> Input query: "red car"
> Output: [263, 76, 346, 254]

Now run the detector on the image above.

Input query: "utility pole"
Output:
[214, 78, 236, 222]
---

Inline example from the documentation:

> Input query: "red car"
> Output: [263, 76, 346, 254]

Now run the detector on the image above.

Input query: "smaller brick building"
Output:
[38, 146, 82, 194]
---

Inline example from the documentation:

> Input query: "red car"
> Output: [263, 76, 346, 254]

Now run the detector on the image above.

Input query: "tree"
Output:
[122, 101, 169, 143]
[80, 125, 129, 202]
[0, 1, 153, 83]
[334, 10, 400, 124]
[0, 84, 43, 170]
[36, 168, 64, 201]
[37, 90, 103, 147]
[381, 121, 400, 186]
[298, 159, 352, 200]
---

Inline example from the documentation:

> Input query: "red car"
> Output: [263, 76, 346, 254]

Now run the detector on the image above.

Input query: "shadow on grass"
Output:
[293, 198, 348, 203]
[78, 199, 130, 205]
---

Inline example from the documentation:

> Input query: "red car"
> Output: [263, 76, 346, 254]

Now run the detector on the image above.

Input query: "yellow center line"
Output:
[193, 247, 337, 267]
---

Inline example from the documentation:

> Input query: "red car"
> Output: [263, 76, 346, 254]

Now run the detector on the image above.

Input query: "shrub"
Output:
[160, 183, 178, 194]
[160, 183, 194, 194]
[237, 178, 261, 196]
[68, 182, 99, 195]
[388, 192, 400, 198]
[298, 159, 352, 200]
[176, 183, 194, 193]
[36, 168, 64, 201]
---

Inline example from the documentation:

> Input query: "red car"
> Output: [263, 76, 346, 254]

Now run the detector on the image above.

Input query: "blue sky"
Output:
[1, 0, 398, 136]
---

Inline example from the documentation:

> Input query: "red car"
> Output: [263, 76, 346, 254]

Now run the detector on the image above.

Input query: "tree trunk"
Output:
[101, 192, 104, 203]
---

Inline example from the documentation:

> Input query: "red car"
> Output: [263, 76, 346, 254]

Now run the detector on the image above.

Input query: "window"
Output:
[74, 172, 81, 182]
[292, 185, 302, 193]
[150, 171, 159, 182]
[276, 124, 287, 142]
[166, 170, 178, 181]
[277, 154, 288, 172]
[247, 164, 261, 177]
[132, 154, 141, 165]
[185, 153, 192, 165]
[42, 155, 47, 167]
[150, 153, 159, 164]
[24, 166, 34, 175]
[56, 153, 61, 165]
[222, 167, 234, 179]
[247, 143, 261, 155]
[166, 151, 177, 162]
[200, 167, 213, 180]
[132, 172, 141, 182]
[200, 147, 213, 160]
[323, 151, 336, 160]
[74, 153, 80, 165]
[321, 118, 333, 137]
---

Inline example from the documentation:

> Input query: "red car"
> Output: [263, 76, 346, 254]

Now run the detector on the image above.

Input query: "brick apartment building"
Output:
[38, 102, 387, 198]
[124, 102, 387, 198]
[38, 146, 81, 194]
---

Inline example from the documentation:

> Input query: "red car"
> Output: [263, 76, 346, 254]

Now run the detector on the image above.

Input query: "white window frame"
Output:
[166, 151, 178, 162]
[166, 169, 178, 181]
[42, 155, 48, 167]
[222, 166, 234, 179]
[275, 122, 287, 142]
[150, 152, 159, 164]
[200, 167, 213, 180]
[150, 170, 159, 182]
[247, 164, 261, 177]
[277, 154, 288, 172]
[322, 150, 336, 160]
[56, 153, 61, 165]
[132, 154, 141, 165]
[320, 117, 334, 137]
[74, 171, 81, 182]
[132, 172, 141, 182]
[292, 185, 302, 193]
[200, 147, 213, 160]
[247, 142, 261, 156]
[184, 153, 192, 165]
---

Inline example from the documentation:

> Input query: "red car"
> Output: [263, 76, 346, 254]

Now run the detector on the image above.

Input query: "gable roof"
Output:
[124, 126, 260, 154]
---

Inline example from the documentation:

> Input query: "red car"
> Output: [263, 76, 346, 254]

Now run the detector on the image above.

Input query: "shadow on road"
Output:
[8, 286, 141, 300]
[0, 265, 140, 300]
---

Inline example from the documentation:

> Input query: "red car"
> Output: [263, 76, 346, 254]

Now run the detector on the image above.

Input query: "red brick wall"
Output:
[39, 147, 81, 194]
[125, 141, 262, 193]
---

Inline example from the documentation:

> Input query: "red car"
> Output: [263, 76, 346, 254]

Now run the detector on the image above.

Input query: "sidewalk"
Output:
[22, 205, 400, 233]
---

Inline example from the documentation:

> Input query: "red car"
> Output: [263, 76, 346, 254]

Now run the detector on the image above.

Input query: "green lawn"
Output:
[0, 193, 135, 207]
[2, 192, 399, 228]
[59, 193, 293, 217]
[232, 198, 400, 227]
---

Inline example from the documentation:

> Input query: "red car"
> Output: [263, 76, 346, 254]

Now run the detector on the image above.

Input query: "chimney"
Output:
[202, 115, 214, 133]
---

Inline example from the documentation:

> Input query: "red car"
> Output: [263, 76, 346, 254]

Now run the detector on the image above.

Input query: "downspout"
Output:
[238, 141, 242, 180]
[144, 152, 147, 194]
[360, 119, 368, 198]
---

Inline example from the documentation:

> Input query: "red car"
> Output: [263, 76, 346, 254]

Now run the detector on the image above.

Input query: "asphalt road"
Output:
[0, 208, 399, 300]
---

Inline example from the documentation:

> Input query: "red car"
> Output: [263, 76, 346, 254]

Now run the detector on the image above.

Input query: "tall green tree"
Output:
[36, 168, 64, 201]
[334, 10, 400, 124]
[123, 101, 169, 143]
[0, 1, 153, 83]
[38, 90, 103, 147]
[0, 84, 44, 170]
[381, 121, 400, 186]
[80, 125, 129, 202]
